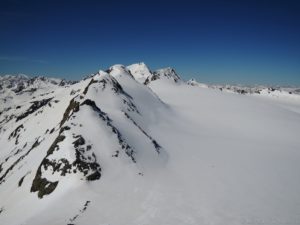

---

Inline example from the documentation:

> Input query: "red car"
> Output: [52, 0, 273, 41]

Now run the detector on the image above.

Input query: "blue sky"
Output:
[0, 0, 299, 85]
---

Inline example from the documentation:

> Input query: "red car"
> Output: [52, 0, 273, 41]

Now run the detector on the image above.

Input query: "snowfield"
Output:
[0, 63, 300, 225]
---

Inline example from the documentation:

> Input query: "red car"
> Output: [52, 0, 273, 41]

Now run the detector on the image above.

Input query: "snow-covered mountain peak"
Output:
[127, 62, 152, 83]
[0, 74, 29, 80]
[144, 67, 181, 85]
[97, 70, 108, 77]
[0, 74, 29, 90]
[187, 78, 208, 88]
[155, 67, 179, 78]
[0, 74, 74, 91]
[106, 64, 134, 79]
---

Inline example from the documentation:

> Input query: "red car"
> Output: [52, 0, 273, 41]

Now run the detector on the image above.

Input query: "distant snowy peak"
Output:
[127, 62, 152, 83]
[144, 67, 181, 85]
[154, 67, 181, 82]
[0, 74, 29, 91]
[187, 78, 208, 88]
[106, 64, 134, 79]
[0, 74, 75, 93]
[0, 74, 29, 81]
[102, 63, 181, 86]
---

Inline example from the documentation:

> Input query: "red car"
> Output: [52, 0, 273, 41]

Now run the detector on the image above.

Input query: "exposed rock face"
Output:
[16, 97, 53, 122]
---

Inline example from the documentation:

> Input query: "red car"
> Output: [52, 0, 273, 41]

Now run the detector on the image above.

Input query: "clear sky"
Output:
[0, 0, 299, 85]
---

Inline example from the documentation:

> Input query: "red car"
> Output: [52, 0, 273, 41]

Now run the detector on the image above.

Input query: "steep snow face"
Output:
[1, 67, 300, 225]
[127, 62, 152, 83]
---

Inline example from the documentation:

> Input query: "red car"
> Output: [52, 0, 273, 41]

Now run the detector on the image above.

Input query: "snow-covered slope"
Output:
[1, 66, 300, 225]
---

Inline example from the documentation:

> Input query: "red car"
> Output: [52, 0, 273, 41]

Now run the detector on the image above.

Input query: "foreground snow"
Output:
[0, 64, 300, 225]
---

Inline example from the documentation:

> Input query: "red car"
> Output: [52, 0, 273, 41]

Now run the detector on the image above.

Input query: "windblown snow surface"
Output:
[0, 63, 300, 225]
